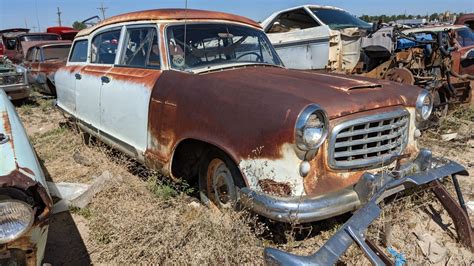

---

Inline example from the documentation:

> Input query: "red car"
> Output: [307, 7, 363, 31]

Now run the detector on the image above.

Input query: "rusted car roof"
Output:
[77, 8, 261, 37]
[21, 40, 70, 54]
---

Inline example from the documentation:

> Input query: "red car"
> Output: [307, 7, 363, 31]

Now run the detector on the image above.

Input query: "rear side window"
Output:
[69, 40, 88, 62]
[120, 26, 160, 68]
[91, 29, 121, 64]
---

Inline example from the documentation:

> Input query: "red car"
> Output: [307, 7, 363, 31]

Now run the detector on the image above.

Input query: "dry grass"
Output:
[15, 95, 474, 264]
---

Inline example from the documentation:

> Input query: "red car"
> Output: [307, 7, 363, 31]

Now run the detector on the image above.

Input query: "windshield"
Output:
[43, 45, 71, 60]
[166, 23, 282, 71]
[456, 28, 474, 47]
[19, 34, 60, 42]
[310, 8, 371, 30]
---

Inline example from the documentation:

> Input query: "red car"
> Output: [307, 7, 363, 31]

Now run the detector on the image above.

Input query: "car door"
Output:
[55, 38, 89, 116]
[264, 8, 331, 70]
[75, 28, 122, 133]
[99, 24, 162, 155]
[24, 47, 39, 85]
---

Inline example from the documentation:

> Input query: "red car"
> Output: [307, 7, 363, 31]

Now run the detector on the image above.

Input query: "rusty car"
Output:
[363, 24, 474, 110]
[0, 28, 30, 59]
[455, 13, 474, 30]
[54, 8, 471, 263]
[3, 32, 62, 63]
[0, 89, 52, 265]
[0, 56, 30, 100]
[23, 42, 71, 96]
[261, 5, 371, 72]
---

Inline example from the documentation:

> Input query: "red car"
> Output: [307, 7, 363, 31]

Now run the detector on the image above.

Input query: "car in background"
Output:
[46, 26, 79, 41]
[455, 13, 474, 30]
[0, 88, 52, 265]
[0, 56, 30, 100]
[23, 42, 71, 96]
[0, 28, 30, 58]
[261, 5, 371, 72]
[3, 33, 61, 63]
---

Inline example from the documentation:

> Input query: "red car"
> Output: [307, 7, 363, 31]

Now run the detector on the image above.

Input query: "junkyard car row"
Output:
[0, 6, 472, 265]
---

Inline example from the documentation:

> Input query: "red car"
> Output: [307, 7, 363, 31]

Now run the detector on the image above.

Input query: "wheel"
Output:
[46, 79, 57, 97]
[198, 148, 244, 209]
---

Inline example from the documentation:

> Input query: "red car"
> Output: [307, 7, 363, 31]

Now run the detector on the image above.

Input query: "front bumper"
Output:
[239, 149, 468, 224]
[1, 83, 30, 100]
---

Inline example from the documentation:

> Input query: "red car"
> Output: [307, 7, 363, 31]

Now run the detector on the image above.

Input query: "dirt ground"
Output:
[15, 95, 474, 265]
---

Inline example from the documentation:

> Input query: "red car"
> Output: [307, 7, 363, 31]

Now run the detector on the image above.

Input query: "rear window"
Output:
[19, 34, 60, 42]
[43, 45, 71, 61]
[69, 40, 88, 62]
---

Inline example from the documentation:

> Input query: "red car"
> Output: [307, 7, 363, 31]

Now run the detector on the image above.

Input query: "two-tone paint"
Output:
[55, 9, 425, 199]
[0, 89, 52, 265]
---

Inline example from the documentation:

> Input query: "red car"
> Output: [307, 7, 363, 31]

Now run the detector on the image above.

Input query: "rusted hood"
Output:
[0, 89, 48, 190]
[194, 66, 420, 119]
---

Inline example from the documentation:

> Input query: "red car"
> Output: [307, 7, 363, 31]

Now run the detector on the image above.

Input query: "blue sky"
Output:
[1, 0, 473, 31]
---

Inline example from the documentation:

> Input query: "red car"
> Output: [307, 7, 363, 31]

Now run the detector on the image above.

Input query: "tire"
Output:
[198, 148, 244, 209]
[46, 79, 57, 97]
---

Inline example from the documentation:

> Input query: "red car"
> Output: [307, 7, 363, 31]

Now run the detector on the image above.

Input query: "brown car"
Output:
[54, 9, 468, 263]
[24, 42, 71, 95]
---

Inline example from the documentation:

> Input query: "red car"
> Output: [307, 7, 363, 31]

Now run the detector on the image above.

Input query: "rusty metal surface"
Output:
[77, 8, 261, 37]
[145, 67, 420, 195]
[431, 180, 474, 251]
[257, 179, 292, 196]
[365, 239, 394, 266]
[0, 89, 51, 264]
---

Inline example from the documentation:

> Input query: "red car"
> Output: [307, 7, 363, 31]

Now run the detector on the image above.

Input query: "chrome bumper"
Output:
[1, 84, 30, 100]
[258, 150, 468, 265]
[240, 149, 467, 224]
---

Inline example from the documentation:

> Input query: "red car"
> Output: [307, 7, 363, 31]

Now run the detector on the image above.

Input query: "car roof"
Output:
[76, 8, 261, 37]
[26, 41, 71, 51]
[261, 5, 345, 28]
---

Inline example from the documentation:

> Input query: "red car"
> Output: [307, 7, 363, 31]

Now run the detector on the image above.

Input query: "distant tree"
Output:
[72, 21, 87, 30]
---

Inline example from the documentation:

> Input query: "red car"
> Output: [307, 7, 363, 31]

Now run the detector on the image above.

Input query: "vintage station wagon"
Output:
[54, 9, 469, 262]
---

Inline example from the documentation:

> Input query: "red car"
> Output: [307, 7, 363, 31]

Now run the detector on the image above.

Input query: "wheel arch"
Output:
[169, 138, 249, 187]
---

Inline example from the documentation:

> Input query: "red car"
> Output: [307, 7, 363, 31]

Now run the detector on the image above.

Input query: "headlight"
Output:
[0, 200, 34, 244]
[15, 66, 25, 73]
[416, 90, 433, 121]
[295, 104, 329, 151]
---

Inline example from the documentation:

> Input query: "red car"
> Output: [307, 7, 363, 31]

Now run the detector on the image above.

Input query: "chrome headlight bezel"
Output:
[416, 89, 433, 121]
[0, 200, 34, 244]
[295, 104, 329, 151]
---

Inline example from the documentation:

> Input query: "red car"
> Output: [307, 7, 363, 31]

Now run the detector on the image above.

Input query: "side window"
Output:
[25, 48, 35, 62]
[120, 26, 160, 68]
[69, 40, 88, 62]
[91, 29, 121, 64]
[267, 9, 320, 33]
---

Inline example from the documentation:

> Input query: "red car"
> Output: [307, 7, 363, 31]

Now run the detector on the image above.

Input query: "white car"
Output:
[262, 5, 371, 72]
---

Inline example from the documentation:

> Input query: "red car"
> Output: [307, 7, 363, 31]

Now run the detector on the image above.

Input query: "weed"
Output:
[146, 175, 178, 199]
[70, 206, 93, 219]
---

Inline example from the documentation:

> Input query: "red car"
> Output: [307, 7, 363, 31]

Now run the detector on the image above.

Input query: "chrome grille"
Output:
[328, 109, 410, 169]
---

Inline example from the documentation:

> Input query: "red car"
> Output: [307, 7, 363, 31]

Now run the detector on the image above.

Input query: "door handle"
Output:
[75, 73, 82, 80]
[101, 76, 110, 83]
